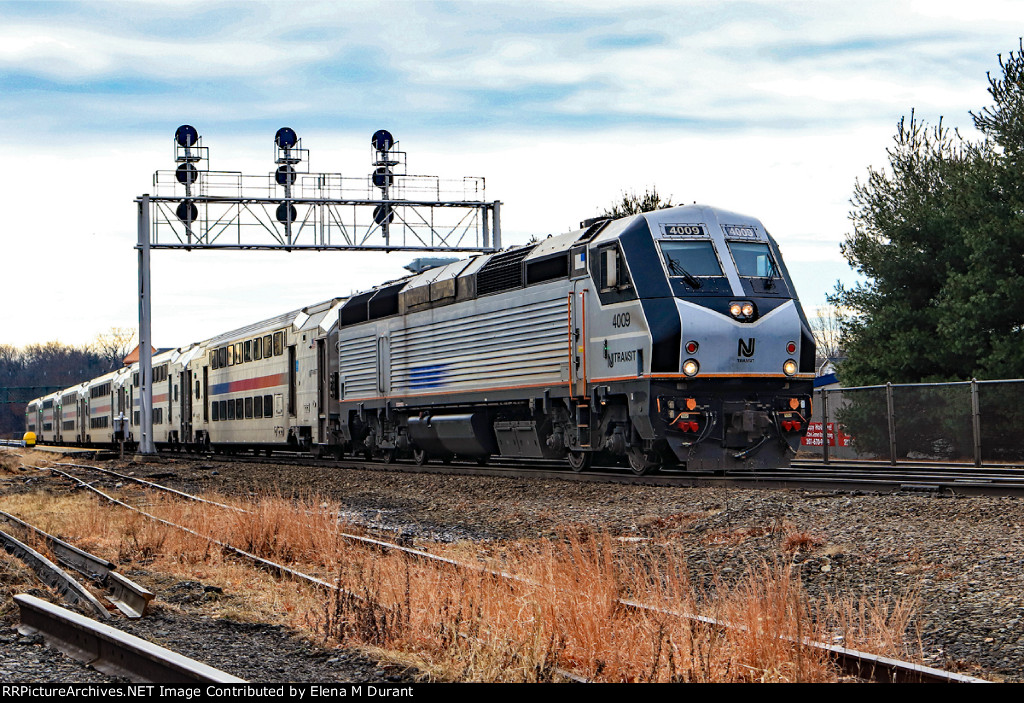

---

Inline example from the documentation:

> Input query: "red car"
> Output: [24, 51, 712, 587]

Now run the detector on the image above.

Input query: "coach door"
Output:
[569, 282, 589, 399]
[180, 370, 192, 443]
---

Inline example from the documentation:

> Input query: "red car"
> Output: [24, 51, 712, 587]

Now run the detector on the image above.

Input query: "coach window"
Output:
[263, 335, 272, 356]
[244, 341, 252, 362]
[195, 380, 201, 399]
[264, 394, 273, 415]
[219, 400, 227, 420]
[227, 400, 235, 420]
[245, 397, 253, 418]
[273, 331, 284, 356]
[254, 338, 262, 360]
[235, 398, 243, 419]
[212, 403, 219, 421]
[228, 346, 235, 366]
[254, 395, 263, 418]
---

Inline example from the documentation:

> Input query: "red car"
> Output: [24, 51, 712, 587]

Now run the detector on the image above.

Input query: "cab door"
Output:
[569, 281, 589, 399]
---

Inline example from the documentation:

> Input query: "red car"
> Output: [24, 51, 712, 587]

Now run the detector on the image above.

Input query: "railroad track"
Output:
[104, 447, 1024, 497]
[15, 442, 1024, 496]
[19, 457, 990, 683]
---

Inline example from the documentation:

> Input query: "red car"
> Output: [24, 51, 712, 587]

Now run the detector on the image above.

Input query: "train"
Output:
[26, 203, 815, 474]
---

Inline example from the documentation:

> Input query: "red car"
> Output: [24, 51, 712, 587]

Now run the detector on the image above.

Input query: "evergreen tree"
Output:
[831, 44, 1024, 384]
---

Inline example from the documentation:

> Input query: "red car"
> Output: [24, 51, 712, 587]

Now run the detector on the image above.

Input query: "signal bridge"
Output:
[144, 127, 501, 252]
[134, 127, 502, 456]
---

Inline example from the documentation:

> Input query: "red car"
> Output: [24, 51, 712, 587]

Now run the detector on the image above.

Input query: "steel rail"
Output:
[53, 461, 530, 584]
[31, 463, 587, 683]
[35, 462, 988, 682]
[29, 464, 342, 595]
[15, 593, 245, 683]
[0, 527, 109, 619]
[0, 509, 153, 618]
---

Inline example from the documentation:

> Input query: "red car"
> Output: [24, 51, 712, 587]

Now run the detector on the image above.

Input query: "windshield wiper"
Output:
[763, 257, 777, 289]
[667, 259, 702, 289]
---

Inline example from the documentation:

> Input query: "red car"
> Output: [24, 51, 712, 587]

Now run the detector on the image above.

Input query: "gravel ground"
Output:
[3, 454, 1023, 682]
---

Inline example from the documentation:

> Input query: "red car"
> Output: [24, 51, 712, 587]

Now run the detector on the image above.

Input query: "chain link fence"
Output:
[797, 379, 1024, 466]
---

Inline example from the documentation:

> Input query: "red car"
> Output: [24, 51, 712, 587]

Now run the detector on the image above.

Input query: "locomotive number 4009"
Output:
[612, 312, 631, 328]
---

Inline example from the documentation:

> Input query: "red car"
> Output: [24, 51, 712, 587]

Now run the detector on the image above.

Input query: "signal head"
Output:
[275, 127, 298, 149]
[175, 125, 199, 147]
[371, 129, 394, 152]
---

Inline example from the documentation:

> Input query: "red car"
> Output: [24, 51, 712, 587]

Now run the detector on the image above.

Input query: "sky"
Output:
[1, 0, 1022, 349]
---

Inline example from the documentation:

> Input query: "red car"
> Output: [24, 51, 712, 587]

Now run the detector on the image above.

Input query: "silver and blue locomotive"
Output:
[28, 204, 813, 474]
[332, 203, 815, 473]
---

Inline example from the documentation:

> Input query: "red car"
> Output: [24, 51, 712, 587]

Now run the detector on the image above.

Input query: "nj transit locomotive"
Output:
[28, 204, 815, 473]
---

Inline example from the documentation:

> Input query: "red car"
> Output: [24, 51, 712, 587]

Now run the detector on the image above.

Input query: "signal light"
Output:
[373, 204, 394, 225]
[176, 200, 198, 224]
[371, 129, 395, 151]
[276, 203, 297, 224]
[275, 127, 298, 149]
[175, 124, 199, 148]
[787, 341, 797, 354]
[275, 164, 296, 186]
[372, 166, 393, 189]
[685, 340, 699, 354]
[175, 163, 198, 185]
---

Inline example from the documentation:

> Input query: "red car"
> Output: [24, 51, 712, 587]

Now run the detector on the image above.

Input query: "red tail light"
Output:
[689, 421, 699, 432]
[782, 420, 793, 431]
[793, 421, 802, 432]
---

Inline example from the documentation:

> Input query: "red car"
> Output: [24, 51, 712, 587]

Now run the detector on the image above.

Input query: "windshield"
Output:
[728, 241, 777, 278]
[659, 241, 724, 278]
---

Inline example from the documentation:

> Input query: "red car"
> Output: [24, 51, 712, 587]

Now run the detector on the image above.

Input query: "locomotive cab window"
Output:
[597, 245, 632, 291]
[727, 241, 778, 278]
[658, 240, 724, 280]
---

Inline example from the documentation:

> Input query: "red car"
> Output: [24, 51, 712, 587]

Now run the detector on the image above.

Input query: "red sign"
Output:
[800, 422, 852, 447]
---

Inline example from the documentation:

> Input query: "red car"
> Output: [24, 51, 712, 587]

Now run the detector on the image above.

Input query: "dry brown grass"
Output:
[782, 531, 826, 553]
[0, 478, 921, 683]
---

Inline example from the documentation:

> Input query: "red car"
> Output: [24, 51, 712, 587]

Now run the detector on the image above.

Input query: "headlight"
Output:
[783, 359, 798, 376]
[682, 359, 700, 376]
[728, 300, 757, 321]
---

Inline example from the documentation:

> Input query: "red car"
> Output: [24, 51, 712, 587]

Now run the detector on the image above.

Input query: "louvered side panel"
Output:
[391, 295, 567, 394]
[338, 335, 378, 399]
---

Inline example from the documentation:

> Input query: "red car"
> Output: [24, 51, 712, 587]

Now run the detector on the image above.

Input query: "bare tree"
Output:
[810, 305, 844, 372]
[92, 327, 138, 370]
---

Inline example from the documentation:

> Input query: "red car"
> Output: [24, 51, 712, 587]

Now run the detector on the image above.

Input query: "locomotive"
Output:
[27, 204, 815, 474]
